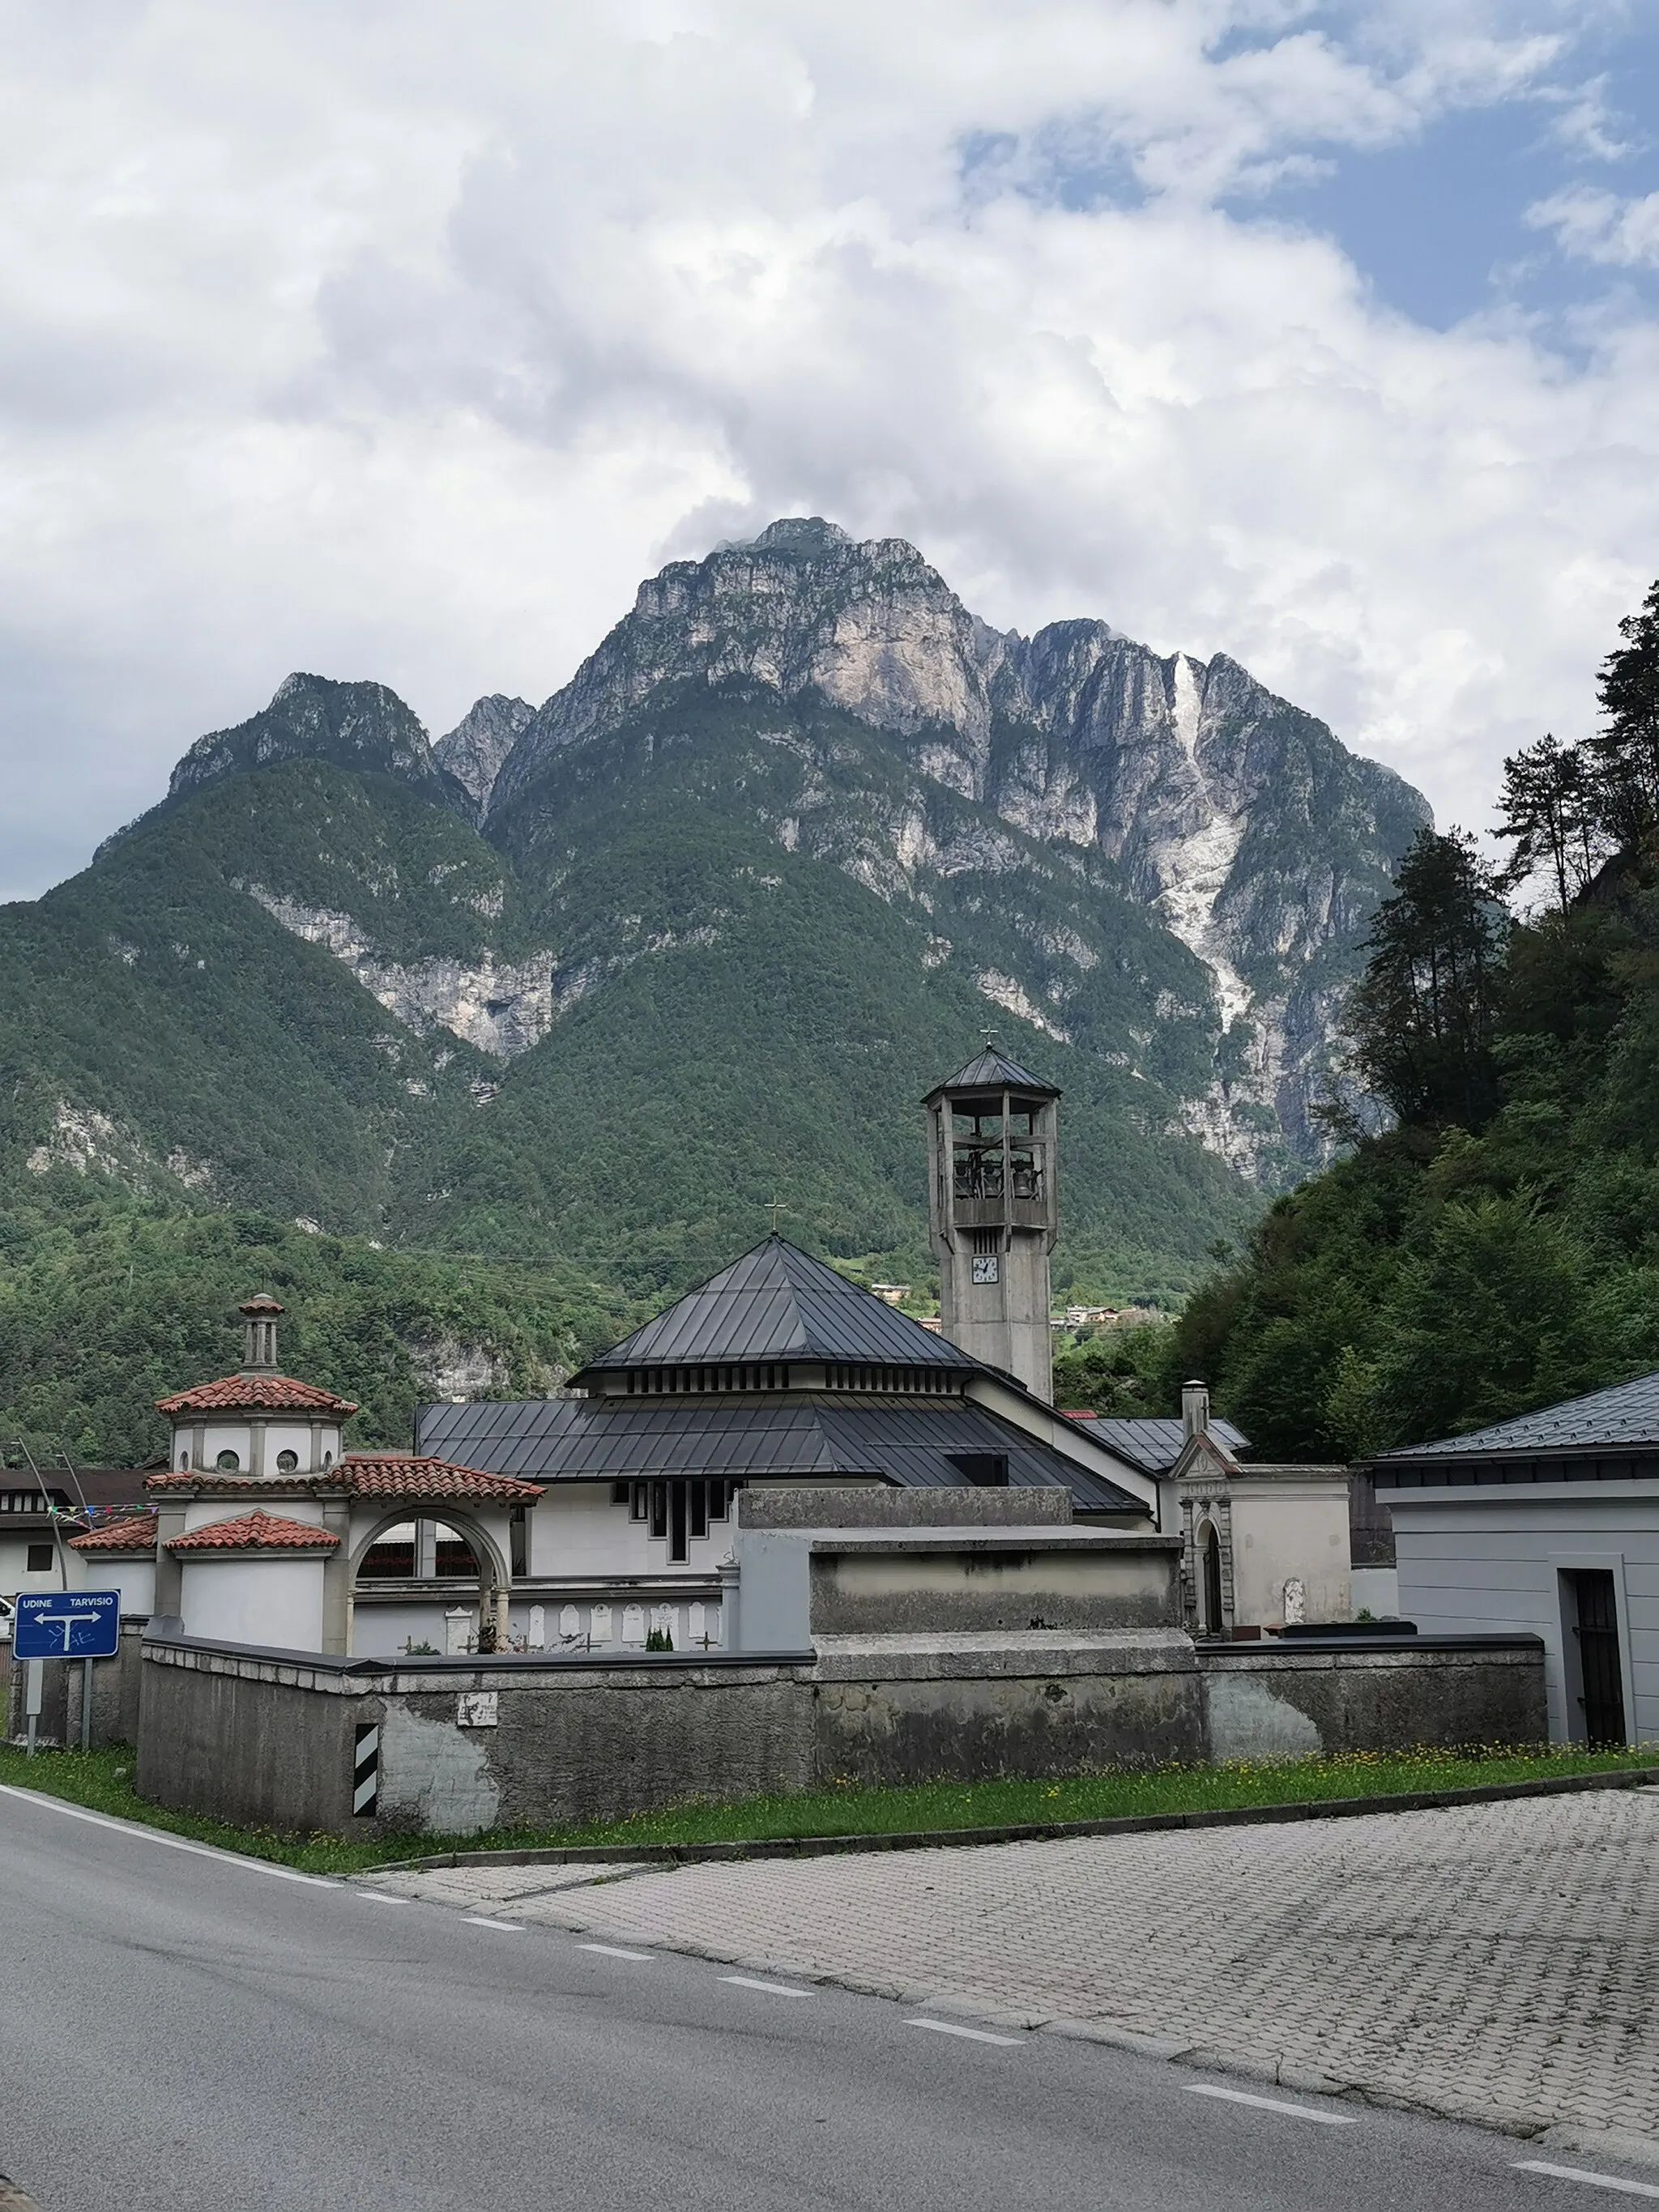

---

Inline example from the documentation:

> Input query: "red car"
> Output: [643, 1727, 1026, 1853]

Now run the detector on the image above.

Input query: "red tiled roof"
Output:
[69, 1515, 158, 1553]
[338, 1454, 544, 1505]
[156, 1373, 359, 1417]
[166, 1509, 339, 1553]
[147, 1470, 293, 1492]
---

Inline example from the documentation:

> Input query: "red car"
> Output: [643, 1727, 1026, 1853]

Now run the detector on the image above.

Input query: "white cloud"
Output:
[1527, 185, 1659, 268]
[0, 0, 1653, 897]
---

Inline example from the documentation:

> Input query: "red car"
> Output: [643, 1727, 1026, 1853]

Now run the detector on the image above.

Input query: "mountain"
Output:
[490, 518, 1426, 1170]
[434, 693, 535, 816]
[0, 522, 1427, 1345]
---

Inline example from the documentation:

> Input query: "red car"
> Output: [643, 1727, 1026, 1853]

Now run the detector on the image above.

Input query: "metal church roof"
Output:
[416, 1392, 1141, 1513]
[1375, 1369, 1659, 1464]
[923, 1048, 1060, 1102]
[571, 1238, 979, 1380]
[1076, 1415, 1250, 1475]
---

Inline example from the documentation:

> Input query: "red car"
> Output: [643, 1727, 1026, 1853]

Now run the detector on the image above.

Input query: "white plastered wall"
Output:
[1229, 1485, 1351, 1627]
[1384, 1485, 1658, 1745]
[525, 1484, 735, 1578]
[0, 1536, 87, 1600]
[183, 1498, 325, 1532]
[79, 1558, 156, 1614]
[179, 1558, 326, 1649]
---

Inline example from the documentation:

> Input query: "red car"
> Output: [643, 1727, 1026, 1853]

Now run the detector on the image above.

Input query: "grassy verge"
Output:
[2, 1740, 1654, 1875]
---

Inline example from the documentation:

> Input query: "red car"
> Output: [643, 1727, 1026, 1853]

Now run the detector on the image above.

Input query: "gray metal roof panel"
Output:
[1375, 1370, 1659, 1462]
[418, 1393, 1141, 1511]
[577, 1238, 979, 1375]
[924, 1047, 1060, 1100]
[1081, 1415, 1249, 1475]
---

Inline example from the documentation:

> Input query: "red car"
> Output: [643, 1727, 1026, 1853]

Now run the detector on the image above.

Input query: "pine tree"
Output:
[1588, 578, 1659, 853]
[1345, 828, 1509, 1130]
[1493, 734, 1601, 908]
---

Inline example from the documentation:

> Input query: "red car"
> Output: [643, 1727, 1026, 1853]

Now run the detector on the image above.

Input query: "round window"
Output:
[275, 1449, 298, 1473]
[215, 1449, 241, 1473]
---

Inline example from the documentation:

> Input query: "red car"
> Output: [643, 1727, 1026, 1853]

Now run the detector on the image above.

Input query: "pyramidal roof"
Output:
[924, 1047, 1059, 1101]
[574, 1238, 979, 1377]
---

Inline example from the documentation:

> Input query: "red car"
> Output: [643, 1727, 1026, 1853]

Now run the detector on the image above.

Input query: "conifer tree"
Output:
[1345, 827, 1508, 1130]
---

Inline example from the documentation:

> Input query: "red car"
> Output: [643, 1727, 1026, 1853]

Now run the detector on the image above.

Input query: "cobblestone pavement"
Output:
[372, 1789, 1659, 2149]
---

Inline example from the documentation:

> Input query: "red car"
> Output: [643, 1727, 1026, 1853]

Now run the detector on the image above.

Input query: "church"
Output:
[66, 1047, 1347, 1657]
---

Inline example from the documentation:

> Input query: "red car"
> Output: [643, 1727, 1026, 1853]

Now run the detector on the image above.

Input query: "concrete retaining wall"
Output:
[133, 1627, 1548, 1839]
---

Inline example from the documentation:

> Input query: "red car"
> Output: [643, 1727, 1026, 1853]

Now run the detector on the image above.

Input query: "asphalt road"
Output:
[2, 1784, 1655, 2212]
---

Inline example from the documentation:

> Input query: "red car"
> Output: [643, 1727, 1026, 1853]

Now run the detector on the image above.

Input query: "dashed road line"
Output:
[1184, 2085, 1359, 2125]
[1514, 2163, 1659, 2199]
[579, 1943, 655, 1961]
[463, 1916, 525, 1931]
[719, 1974, 815, 1997]
[357, 1890, 412, 1904]
[905, 2018, 1021, 2047]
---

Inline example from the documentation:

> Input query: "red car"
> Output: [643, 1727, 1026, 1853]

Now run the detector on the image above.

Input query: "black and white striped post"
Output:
[352, 1721, 380, 1818]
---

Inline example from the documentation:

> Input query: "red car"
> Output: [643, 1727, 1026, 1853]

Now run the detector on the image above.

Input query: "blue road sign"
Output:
[14, 1590, 120, 1660]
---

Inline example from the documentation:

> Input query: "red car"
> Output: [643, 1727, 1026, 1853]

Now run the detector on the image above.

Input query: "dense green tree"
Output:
[1051, 1323, 1179, 1417]
[1345, 827, 1509, 1132]
[1493, 735, 1602, 908]
[1174, 580, 1659, 1458]
[1589, 578, 1659, 851]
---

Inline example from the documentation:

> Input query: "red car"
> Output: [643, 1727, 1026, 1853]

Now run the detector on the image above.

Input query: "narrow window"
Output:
[708, 1480, 729, 1522]
[1200, 1522, 1223, 1634]
[649, 1482, 668, 1541]
[612, 1481, 630, 1507]
[689, 1481, 708, 1541]
[670, 1483, 689, 1562]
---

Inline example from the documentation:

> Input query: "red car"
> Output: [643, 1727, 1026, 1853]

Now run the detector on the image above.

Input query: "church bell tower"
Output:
[924, 1046, 1060, 1401]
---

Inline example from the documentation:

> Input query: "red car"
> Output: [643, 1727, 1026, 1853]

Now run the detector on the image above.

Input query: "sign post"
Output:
[14, 1593, 119, 1753]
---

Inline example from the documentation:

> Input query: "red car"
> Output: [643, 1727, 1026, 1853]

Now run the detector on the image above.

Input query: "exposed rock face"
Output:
[491, 518, 996, 810]
[168, 673, 456, 804]
[242, 886, 554, 1059]
[434, 694, 535, 815]
[492, 522, 1427, 1174]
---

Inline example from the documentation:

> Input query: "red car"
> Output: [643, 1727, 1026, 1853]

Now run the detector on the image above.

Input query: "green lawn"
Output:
[1, 1741, 1653, 1876]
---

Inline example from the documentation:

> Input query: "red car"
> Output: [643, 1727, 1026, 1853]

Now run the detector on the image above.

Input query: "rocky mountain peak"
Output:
[167, 673, 449, 805]
[433, 693, 535, 815]
[744, 516, 853, 557]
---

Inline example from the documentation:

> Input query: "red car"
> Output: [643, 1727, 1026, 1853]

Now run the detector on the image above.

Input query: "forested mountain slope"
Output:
[1175, 581, 1659, 1456]
[0, 520, 1429, 1457]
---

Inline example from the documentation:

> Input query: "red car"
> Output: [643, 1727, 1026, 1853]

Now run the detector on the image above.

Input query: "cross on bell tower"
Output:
[923, 1045, 1060, 1400]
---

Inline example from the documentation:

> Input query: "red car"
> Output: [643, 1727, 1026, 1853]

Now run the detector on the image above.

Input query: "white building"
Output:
[1375, 1373, 1659, 1746]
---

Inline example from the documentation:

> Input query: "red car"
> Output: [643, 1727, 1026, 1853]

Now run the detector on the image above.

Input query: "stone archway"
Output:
[347, 1505, 511, 1657]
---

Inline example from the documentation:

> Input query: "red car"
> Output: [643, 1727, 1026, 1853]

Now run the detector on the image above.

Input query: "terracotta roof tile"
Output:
[156, 1373, 358, 1417]
[166, 1510, 339, 1553]
[69, 1515, 158, 1553]
[338, 1454, 543, 1505]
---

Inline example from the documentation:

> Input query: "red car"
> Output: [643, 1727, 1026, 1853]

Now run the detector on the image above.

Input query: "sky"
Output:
[2, 0, 1658, 901]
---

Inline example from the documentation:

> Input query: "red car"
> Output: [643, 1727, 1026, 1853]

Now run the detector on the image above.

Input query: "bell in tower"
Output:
[924, 1046, 1060, 1400]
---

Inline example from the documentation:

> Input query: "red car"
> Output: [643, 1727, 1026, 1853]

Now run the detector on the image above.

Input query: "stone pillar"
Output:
[319, 1498, 354, 1655]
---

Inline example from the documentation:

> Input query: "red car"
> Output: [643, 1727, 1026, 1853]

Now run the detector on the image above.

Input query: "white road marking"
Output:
[1515, 2162, 1659, 2199]
[463, 1916, 525, 1931]
[357, 1890, 412, 1904]
[0, 1782, 337, 1886]
[579, 1942, 654, 1961]
[719, 1974, 814, 1996]
[905, 2018, 1021, 2046]
[1184, 2085, 1359, 2126]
